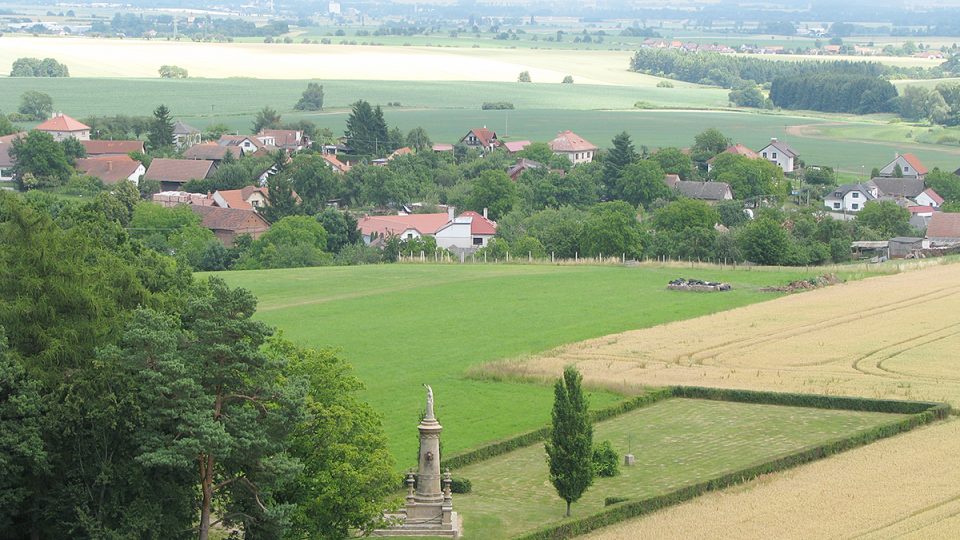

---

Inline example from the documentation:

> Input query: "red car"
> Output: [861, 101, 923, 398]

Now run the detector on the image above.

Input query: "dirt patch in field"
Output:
[584, 419, 960, 540]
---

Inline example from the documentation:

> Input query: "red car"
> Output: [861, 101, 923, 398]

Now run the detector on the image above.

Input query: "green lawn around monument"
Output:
[213, 263, 876, 464]
[452, 398, 908, 539]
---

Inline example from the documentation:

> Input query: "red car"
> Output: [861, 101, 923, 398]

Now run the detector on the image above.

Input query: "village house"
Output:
[218, 134, 277, 156]
[824, 183, 878, 213]
[549, 130, 597, 165]
[75, 156, 145, 186]
[878, 153, 928, 180]
[663, 174, 733, 202]
[190, 205, 271, 247]
[0, 133, 23, 188]
[869, 177, 927, 200]
[80, 140, 145, 157]
[258, 129, 310, 152]
[431, 143, 454, 153]
[212, 186, 270, 211]
[321, 153, 351, 174]
[507, 158, 543, 181]
[144, 158, 216, 192]
[183, 142, 243, 163]
[916, 188, 944, 208]
[459, 127, 501, 152]
[706, 143, 759, 173]
[358, 207, 497, 252]
[758, 138, 799, 173]
[172, 121, 201, 149]
[36, 113, 90, 141]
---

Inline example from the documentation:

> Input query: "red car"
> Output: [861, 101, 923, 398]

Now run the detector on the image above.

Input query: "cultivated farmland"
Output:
[585, 419, 960, 540]
[497, 260, 960, 405]
[454, 398, 905, 539]
[214, 263, 841, 462]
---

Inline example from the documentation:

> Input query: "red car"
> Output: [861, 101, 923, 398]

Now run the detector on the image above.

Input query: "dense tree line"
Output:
[769, 73, 898, 113]
[629, 49, 889, 88]
[92, 13, 288, 39]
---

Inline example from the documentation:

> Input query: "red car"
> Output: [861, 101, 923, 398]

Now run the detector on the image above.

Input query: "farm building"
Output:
[358, 208, 497, 252]
[183, 142, 243, 163]
[889, 237, 924, 258]
[81, 140, 145, 157]
[869, 177, 926, 199]
[664, 174, 733, 202]
[925, 212, 960, 246]
[144, 158, 216, 191]
[0, 133, 23, 188]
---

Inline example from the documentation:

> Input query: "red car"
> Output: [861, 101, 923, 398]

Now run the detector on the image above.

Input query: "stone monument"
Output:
[373, 385, 462, 538]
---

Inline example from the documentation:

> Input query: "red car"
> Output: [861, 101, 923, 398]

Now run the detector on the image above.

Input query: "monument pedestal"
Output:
[373, 386, 462, 538]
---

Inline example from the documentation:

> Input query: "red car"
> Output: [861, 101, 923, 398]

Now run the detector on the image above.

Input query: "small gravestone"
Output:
[623, 454, 635, 466]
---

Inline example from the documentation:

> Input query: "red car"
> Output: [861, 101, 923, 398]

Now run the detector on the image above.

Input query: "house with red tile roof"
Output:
[321, 153, 351, 174]
[190, 205, 270, 247]
[81, 139, 145, 157]
[706, 143, 760, 172]
[358, 208, 497, 252]
[879, 153, 928, 180]
[218, 134, 277, 156]
[212, 186, 270, 211]
[925, 212, 960, 245]
[432, 143, 454, 152]
[36, 113, 90, 141]
[549, 130, 598, 165]
[917, 188, 944, 208]
[459, 127, 501, 152]
[75, 156, 146, 186]
[144, 158, 216, 191]
[503, 140, 531, 153]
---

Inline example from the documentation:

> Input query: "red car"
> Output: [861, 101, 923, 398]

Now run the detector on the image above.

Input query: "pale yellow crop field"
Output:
[0, 36, 677, 86]
[497, 261, 960, 405]
[585, 419, 960, 540]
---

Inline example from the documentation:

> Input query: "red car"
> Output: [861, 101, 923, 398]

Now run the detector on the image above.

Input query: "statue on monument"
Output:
[424, 383, 435, 420]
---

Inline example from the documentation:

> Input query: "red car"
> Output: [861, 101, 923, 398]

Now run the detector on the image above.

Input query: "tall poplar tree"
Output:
[545, 366, 593, 517]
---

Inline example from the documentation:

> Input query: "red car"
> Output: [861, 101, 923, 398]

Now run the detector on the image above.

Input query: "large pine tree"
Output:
[545, 366, 593, 517]
[148, 104, 175, 149]
[602, 132, 638, 198]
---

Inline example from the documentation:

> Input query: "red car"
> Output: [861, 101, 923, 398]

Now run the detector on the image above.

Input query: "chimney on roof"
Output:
[771, 137, 778, 143]
[448, 206, 455, 220]
[483, 207, 488, 219]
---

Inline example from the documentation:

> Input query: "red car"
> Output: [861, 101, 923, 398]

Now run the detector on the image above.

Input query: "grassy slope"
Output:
[215, 264, 850, 464]
[455, 398, 905, 539]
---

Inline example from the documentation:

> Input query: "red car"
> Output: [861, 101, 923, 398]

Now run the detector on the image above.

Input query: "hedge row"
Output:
[671, 386, 947, 416]
[514, 398, 949, 540]
[442, 388, 673, 471]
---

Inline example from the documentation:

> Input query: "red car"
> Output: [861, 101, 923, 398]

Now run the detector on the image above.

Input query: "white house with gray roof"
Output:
[758, 138, 798, 173]
[824, 183, 878, 213]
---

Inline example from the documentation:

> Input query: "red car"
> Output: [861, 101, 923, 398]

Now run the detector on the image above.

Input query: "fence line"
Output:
[395, 251, 960, 275]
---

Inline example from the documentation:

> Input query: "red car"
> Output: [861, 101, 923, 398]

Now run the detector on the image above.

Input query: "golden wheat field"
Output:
[583, 419, 960, 540]
[485, 261, 960, 539]
[494, 261, 960, 405]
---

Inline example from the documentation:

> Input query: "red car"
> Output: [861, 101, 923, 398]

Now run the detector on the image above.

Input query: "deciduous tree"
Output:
[545, 366, 593, 517]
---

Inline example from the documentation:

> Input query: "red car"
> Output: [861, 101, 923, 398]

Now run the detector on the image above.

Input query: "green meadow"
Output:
[214, 263, 865, 464]
[454, 398, 906, 539]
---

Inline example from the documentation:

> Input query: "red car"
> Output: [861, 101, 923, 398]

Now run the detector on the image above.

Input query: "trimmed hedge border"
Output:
[513, 388, 950, 540]
[442, 388, 674, 471]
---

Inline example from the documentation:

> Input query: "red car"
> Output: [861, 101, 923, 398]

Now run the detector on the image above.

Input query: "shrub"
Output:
[656, 80, 674, 88]
[604, 496, 629, 506]
[450, 477, 472, 493]
[592, 440, 620, 478]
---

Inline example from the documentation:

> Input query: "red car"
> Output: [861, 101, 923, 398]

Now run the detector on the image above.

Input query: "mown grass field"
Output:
[212, 263, 838, 463]
[454, 398, 906, 539]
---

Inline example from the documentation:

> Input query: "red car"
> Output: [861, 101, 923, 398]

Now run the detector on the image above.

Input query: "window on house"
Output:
[407, 233, 414, 239]
[904, 166, 910, 172]
[473, 237, 483, 245]
[772, 152, 778, 159]
[833, 202, 841, 209]
[852, 192, 859, 198]
[852, 203, 859, 210]
[762, 152, 767, 158]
